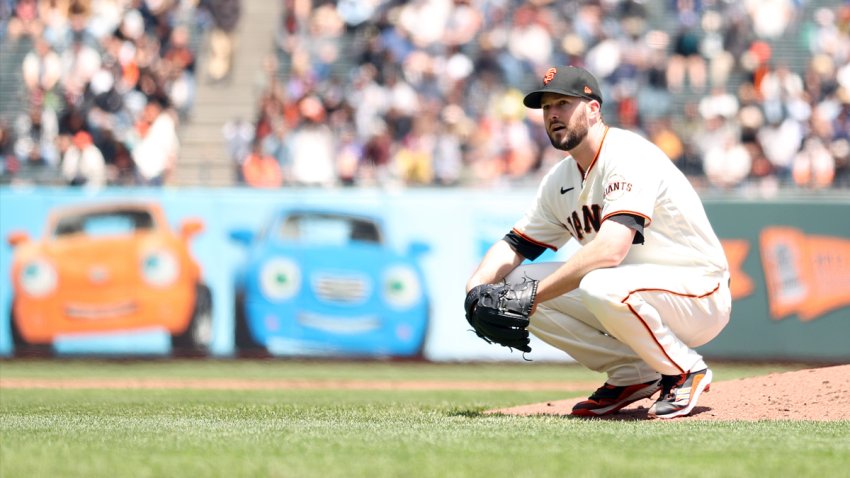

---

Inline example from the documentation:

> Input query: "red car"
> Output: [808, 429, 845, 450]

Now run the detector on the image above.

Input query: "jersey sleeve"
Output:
[608, 213, 645, 244]
[503, 230, 548, 260]
[599, 137, 661, 227]
[511, 165, 572, 254]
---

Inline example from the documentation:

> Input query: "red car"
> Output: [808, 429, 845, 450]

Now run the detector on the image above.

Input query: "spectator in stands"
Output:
[831, 135, 850, 188]
[698, 86, 739, 122]
[667, 23, 706, 92]
[792, 136, 835, 189]
[757, 113, 803, 184]
[359, 121, 393, 186]
[288, 96, 336, 187]
[347, 64, 389, 143]
[738, 104, 776, 192]
[336, 0, 377, 33]
[393, 116, 435, 186]
[505, 4, 554, 80]
[702, 133, 753, 191]
[6, 0, 850, 192]
[6, 0, 42, 41]
[223, 116, 255, 183]
[241, 141, 283, 188]
[4, 0, 202, 188]
[397, 0, 451, 51]
[8, 144, 63, 186]
[59, 31, 103, 104]
[60, 130, 106, 188]
[22, 37, 62, 101]
[161, 25, 197, 119]
[38, 0, 71, 48]
[443, 0, 482, 47]
[695, 11, 724, 89]
[201, 0, 241, 83]
[432, 105, 466, 186]
[648, 118, 685, 166]
[636, 52, 674, 121]
[107, 140, 137, 186]
[0, 120, 17, 181]
[14, 105, 60, 170]
[745, 0, 796, 40]
[131, 98, 180, 186]
[383, 68, 419, 142]
[0, 0, 14, 43]
[334, 127, 361, 187]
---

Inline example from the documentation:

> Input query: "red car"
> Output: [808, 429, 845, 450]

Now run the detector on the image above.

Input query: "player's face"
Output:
[541, 94, 590, 152]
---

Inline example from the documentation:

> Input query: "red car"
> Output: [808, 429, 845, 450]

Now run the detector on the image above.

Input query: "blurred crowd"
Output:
[1, 1, 848, 194]
[0, 0, 228, 187]
[231, 0, 850, 193]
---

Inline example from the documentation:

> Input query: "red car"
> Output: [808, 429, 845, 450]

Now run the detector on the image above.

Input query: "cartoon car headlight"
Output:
[19, 259, 58, 297]
[382, 265, 421, 309]
[260, 257, 301, 301]
[141, 250, 179, 287]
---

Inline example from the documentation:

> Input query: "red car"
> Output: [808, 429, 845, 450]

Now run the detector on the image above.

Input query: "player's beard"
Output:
[548, 107, 589, 152]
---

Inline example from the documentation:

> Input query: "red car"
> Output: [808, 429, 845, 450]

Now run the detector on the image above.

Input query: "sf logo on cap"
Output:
[543, 67, 557, 85]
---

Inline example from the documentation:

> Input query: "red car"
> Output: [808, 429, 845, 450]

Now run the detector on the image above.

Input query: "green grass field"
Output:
[1, 360, 848, 478]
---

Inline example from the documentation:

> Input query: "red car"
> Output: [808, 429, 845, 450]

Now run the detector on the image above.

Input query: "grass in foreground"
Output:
[1, 360, 847, 478]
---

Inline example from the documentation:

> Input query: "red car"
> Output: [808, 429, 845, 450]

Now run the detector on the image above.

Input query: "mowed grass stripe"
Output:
[2, 362, 849, 478]
[0, 377, 599, 391]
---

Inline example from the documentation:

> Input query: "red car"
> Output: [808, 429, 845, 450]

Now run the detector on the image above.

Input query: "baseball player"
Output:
[465, 66, 731, 418]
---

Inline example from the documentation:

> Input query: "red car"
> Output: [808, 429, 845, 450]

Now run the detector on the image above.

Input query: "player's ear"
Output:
[586, 99, 602, 120]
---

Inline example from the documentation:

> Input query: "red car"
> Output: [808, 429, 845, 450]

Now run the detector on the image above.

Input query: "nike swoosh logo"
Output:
[560, 187, 574, 194]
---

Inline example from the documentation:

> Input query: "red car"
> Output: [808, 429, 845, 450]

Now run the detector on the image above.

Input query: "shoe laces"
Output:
[588, 383, 617, 400]
[659, 374, 686, 400]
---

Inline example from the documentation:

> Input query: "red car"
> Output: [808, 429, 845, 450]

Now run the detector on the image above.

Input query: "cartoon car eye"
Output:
[260, 257, 301, 301]
[20, 259, 58, 297]
[382, 265, 421, 309]
[141, 250, 179, 286]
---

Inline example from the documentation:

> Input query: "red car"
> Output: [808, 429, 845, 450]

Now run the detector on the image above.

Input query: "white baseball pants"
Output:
[506, 262, 731, 386]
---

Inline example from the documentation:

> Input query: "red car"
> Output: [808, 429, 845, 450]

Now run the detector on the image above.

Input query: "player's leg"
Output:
[578, 265, 730, 375]
[578, 265, 731, 418]
[506, 263, 662, 416]
[533, 301, 664, 417]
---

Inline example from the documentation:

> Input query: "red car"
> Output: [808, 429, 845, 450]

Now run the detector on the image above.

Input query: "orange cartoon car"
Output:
[6, 202, 212, 354]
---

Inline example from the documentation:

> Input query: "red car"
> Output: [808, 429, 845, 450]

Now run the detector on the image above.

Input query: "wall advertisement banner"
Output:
[0, 187, 847, 361]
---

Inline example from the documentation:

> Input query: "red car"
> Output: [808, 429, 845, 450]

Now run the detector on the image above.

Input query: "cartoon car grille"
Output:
[312, 274, 369, 303]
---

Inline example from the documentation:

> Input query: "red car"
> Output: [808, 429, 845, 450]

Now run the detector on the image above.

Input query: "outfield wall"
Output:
[0, 187, 847, 362]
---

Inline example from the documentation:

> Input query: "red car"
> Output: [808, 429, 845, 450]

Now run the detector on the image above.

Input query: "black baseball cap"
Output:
[523, 66, 603, 109]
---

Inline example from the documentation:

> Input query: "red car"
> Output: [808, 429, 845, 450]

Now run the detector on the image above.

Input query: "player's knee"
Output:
[578, 269, 620, 307]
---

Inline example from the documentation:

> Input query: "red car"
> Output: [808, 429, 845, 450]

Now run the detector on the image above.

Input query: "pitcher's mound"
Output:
[487, 364, 850, 421]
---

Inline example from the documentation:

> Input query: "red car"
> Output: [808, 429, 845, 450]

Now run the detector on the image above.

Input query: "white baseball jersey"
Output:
[507, 127, 732, 382]
[514, 127, 728, 275]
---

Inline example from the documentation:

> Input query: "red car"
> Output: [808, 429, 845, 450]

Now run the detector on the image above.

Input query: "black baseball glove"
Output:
[464, 278, 538, 353]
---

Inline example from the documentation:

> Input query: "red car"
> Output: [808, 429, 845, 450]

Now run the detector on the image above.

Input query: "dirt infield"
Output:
[2, 365, 847, 421]
[489, 364, 850, 421]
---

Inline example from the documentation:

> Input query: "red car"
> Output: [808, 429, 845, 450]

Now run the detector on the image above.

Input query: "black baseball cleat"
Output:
[571, 378, 662, 417]
[648, 368, 712, 419]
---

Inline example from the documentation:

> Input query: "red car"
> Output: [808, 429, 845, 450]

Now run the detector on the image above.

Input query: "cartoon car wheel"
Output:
[171, 284, 213, 355]
[233, 290, 266, 355]
[9, 304, 52, 357]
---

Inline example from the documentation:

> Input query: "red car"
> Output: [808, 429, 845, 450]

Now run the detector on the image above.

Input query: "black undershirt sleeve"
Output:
[609, 214, 645, 244]
[504, 214, 644, 260]
[503, 230, 548, 261]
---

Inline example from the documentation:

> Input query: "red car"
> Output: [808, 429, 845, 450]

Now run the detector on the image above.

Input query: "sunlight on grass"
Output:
[2, 361, 846, 478]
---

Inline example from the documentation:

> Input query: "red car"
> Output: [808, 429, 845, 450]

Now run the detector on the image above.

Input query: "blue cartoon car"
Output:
[229, 209, 430, 357]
